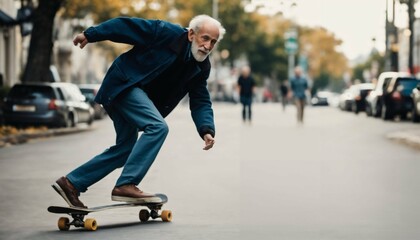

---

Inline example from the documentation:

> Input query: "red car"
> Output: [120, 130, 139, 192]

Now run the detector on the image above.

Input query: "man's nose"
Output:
[203, 41, 212, 50]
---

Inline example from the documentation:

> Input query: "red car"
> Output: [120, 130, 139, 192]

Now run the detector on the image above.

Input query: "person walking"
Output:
[237, 66, 256, 124]
[52, 15, 225, 208]
[290, 66, 309, 124]
[279, 80, 289, 111]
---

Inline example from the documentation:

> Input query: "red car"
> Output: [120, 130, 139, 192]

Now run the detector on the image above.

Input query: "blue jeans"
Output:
[67, 87, 169, 192]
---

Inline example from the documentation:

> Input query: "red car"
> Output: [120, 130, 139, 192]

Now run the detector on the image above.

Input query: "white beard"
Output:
[191, 40, 210, 62]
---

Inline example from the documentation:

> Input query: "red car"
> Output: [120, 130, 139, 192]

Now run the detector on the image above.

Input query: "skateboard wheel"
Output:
[57, 217, 70, 231]
[161, 210, 172, 222]
[139, 209, 150, 222]
[84, 218, 97, 231]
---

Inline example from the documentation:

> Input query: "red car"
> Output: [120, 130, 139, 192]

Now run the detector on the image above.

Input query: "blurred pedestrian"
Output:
[237, 66, 256, 124]
[290, 66, 309, 124]
[52, 15, 225, 208]
[279, 80, 289, 111]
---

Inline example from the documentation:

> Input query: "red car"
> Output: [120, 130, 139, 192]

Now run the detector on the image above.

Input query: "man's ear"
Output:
[188, 28, 194, 42]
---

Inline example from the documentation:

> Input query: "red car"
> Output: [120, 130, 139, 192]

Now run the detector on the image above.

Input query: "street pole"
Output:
[407, 0, 415, 74]
[212, 0, 219, 99]
[400, 0, 417, 74]
[212, 0, 218, 20]
[285, 28, 298, 79]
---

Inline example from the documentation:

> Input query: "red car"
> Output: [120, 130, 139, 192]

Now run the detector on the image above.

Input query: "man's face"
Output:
[188, 23, 220, 62]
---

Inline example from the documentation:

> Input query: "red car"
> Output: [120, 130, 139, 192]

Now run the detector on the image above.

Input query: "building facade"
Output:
[0, 0, 21, 87]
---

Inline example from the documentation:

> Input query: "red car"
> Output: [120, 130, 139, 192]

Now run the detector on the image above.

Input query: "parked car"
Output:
[78, 84, 107, 119]
[350, 83, 374, 114]
[411, 82, 420, 122]
[339, 87, 356, 111]
[381, 76, 420, 120]
[3, 82, 94, 128]
[311, 91, 332, 106]
[365, 72, 409, 117]
[311, 91, 340, 107]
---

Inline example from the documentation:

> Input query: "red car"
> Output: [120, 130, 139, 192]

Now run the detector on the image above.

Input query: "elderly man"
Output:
[53, 15, 225, 208]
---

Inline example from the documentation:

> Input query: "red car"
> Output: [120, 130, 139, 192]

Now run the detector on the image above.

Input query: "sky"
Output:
[246, 0, 420, 60]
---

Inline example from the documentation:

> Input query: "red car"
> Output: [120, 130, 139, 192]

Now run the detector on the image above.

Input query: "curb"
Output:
[0, 126, 94, 147]
[386, 129, 420, 150]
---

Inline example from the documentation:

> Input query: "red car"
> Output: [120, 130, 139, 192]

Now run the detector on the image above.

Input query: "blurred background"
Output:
[1, 1, 420, 238]
[0, 0, 419, 127]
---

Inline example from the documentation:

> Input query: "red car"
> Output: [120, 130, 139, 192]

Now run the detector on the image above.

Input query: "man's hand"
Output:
[203, 134, 215, 150]
[73, 32, 89, 49]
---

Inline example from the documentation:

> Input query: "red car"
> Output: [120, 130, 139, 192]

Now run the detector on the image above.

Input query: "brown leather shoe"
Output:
[52, 176, 87, 208]
[111, 185, 161, 203]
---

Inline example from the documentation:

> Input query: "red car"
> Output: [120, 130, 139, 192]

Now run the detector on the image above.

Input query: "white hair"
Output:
[188, 15, 226, 41]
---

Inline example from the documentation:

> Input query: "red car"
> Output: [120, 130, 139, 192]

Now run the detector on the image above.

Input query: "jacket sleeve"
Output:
[189, 73, 215, 139]
[83, 17, 160, 47]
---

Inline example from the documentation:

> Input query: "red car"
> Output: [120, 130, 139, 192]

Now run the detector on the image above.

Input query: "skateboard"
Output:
[47, 193, 172, 231]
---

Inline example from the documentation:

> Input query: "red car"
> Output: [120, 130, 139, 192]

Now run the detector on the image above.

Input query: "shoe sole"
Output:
[52, 183, 74, 207]
[111, 195, 162, 204]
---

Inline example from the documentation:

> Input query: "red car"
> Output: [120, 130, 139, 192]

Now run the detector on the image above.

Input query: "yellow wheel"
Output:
[57, 217, 70, 231]
[139, 209, 150, 222]
[161, 210, 172, 222]
[84, 218, 98, 231]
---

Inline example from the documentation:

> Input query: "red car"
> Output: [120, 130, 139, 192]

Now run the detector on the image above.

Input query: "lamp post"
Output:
[400, 0, 417, 74]
[386, 0, 399, 72]
[211, 0, 219, 99]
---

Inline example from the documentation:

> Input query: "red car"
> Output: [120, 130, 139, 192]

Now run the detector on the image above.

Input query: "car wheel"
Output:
[65, 113, 75, 128]
[365, 104, 372, 116]
[374, 103, 381, 118]
[381, 104, 393, 120]
[352, 103, 359, 114]
[87, 115, 94, 126]
[413, 105, 420, 123]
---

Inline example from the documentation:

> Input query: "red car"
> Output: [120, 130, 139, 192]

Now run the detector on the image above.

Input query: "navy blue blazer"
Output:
[83, 17, 215, 138]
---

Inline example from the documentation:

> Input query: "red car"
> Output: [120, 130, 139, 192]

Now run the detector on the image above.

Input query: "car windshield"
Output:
[80, 89, 94, 94]
[398, 78, 419, 89]
[8, 85, 54, 99]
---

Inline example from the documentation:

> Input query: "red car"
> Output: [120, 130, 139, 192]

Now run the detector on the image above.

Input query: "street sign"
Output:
[284, 28, 298, 54]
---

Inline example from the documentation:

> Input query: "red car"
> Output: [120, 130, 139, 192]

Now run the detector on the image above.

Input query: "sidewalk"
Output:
[0, 125, 93, 147]
[386, 128, 420, 150]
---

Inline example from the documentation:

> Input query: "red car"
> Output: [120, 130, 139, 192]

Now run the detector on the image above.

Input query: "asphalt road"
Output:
[0, 103, 419, 240]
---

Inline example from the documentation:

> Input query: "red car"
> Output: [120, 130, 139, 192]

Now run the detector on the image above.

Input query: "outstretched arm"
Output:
[189, 74, 216, 151]
[73, 32, 89, 49]
[74, 17, 161, 48]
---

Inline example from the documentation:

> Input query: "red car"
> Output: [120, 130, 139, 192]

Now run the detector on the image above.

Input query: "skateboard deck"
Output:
[48, 193, 171, 231]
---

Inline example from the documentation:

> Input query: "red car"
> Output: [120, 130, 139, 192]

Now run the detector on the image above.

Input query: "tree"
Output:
[217, 0, 259, 66]
[352, 51, 385, 83]
[247, 14, 291, 83]
[247, 31, 288, 84]
[299, 27, 348, 90]
[22, 0, 64, 82]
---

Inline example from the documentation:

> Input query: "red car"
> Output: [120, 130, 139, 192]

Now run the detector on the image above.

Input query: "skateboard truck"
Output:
[57, 213, 98, 231]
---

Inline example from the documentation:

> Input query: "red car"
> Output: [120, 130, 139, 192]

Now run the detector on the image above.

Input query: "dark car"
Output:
[350, 83, 374, 114]
[78, 84, 107, 119]
[3, 82, 94, 128]
[381, 76, 420, 120]
[411, 83, 420, 122]
[365, 72, 409, 117]
[311, 91, 334, 106]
